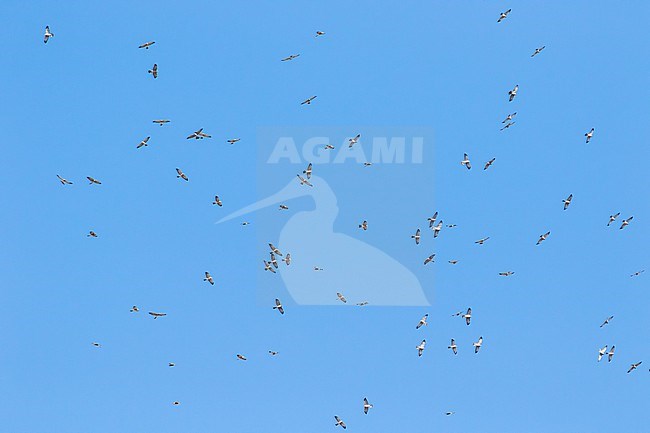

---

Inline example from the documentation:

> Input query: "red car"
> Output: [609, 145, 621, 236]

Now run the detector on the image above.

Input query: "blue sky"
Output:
[1, 1, 649, 432]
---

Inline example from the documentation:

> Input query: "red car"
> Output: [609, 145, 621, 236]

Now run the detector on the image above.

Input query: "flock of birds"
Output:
[40, 6, 647, 427]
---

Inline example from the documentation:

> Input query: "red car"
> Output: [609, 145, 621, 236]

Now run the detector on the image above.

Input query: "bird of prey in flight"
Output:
[273, 298, 284, 315]
[497, 9, 512, 23]
[186, 128, 211, 139]
[148, 63, 158, 78]
[137, 136, 150, 149]
[44, 26, 54, 43]
[176, 168, 189, 181]
[473, 336, 483, 353]
[281, 54, 300, 61]
[57, 175, 72, 185]
[531, 46, 545, 57]
[416, 314, 428, 329]
[508, 84, 519, 102]
[536, 231, 551, 245]
[461, 153, 471, 169]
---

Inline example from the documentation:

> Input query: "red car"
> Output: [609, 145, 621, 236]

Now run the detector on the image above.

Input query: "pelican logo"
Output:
[218, 127, 434, 306]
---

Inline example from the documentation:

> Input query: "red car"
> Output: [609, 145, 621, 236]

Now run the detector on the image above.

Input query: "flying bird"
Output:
[213, 196, 223, 207]
[630, 270, 645, 277]
[204, 272, 214, 285]
[416, 339, 426, 357]
[56, 175, 73, 185]
[446, 411, 456, 416]
[473, 336, 483, 353]
[598, 345, 608, 362]
[269, 351, 279, 356]
[348, 134, 361, 148]
[432, 220, 443, 237]
[500, 121, 515, 131]
[130, 306, 139, 313]
[303, 163, 312, 179]
[87, 176, 102, 185]
[269, 243, 282, 256]
[137, 136, 150, 149]
[282, 254, 291, 266]
[301, 96, 317, 105]
[263, 260, 276, 273]
[475, 237, 490, 245]
[627, 362, 642, 373]
[508, 84, 519, 102]
[461, 153, 471, 169]
[44, 26, 54, 44]
[499, 271, 515, 277]
[297, 174, 313, 187]
[448, 339, 457, 355]
[363, 398, 373, 414]
[336, 292, 347, 303]
[416, 314, 428, 329]
[423, 254, 435, 265]
[607, 346, 615, 362]
[186, 128, 211, 139]
[356, 301, 369, 306]
[536, 231, 551, 245]
[502, 112, 517, 123]
[176, 168, 189, 181]
[427, 212, 439, 228]
[273, 298, 284, 315]
[620, 216, 633, 230]
[168, 362, 175, 367]
[315, 31, 325, 37]
[236, 354, 247, 361]
[138, 41, 155, 49]
[607, 212, 620, 226]
[497, 8, 512, 23]
[87, 231, 98, 238]
[172, 401, 180, 406]
[148, 63, 158, 78]
[411, 228, 421, 245]
[227, 138, 241, 145]
[269, 252, 279, 269]
[334, 416, 346, 429]
[92, 342, 101, 347]
[358, 220, 368, 231]
[531, 46, 546, 57]
[484, 158, 496, 170]
[563, 194, 573, 210]
[149, 311, 167, 319]
[448, 260, 459, 265]
[462, 308, 472, 325]
[279, 204, 289, 210]
[585, 128, 594, 143]
[600, 316, 614, 328]
[152, 119, 170, 126]
[281, 54, 300, 61]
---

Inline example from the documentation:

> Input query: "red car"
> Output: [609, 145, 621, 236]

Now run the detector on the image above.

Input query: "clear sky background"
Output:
[1, 1, 649, 432]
